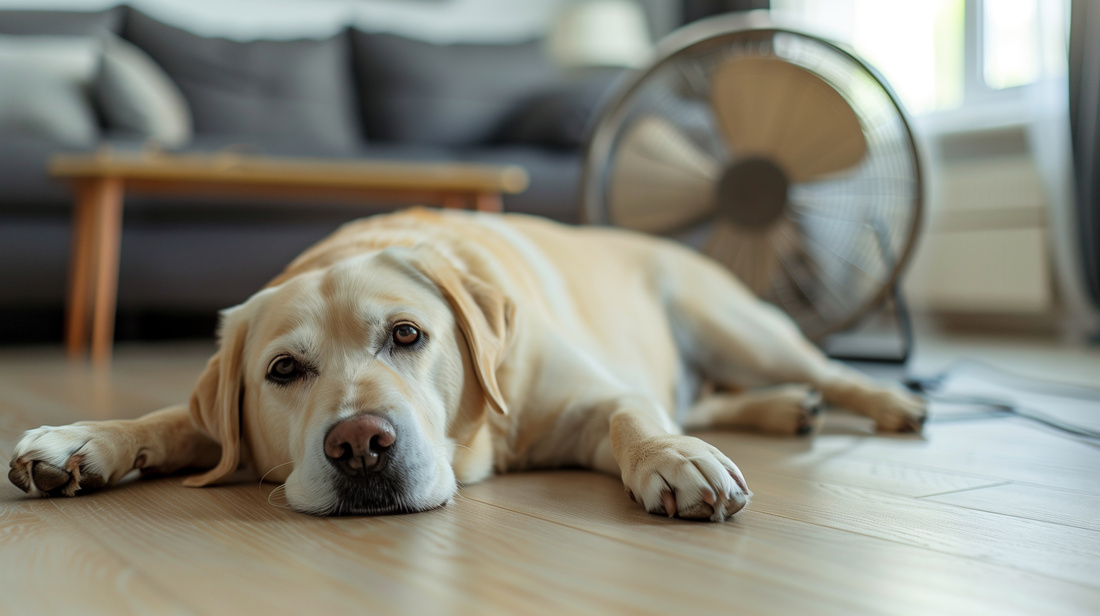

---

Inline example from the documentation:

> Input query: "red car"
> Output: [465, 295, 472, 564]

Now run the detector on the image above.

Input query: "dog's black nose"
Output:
[324, 414, 396, 476]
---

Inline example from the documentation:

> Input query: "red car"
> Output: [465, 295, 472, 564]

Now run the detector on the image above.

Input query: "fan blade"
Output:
[609, 115, 720, 234]
[709, 56, 867, 182]
[770, 218, 820, 306]
[703, 219, 776, 298]
[703, 218, 742, 274]
[769, 219, 831, 331]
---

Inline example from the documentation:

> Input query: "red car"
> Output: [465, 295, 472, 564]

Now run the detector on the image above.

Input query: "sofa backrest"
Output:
[0, 5, 618, 152]
[349, 30, 558, 148]
[0, 8, 125, 37]
[122, 10, 363, 153]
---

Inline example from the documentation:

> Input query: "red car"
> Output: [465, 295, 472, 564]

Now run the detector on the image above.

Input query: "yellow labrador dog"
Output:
[9, 209, 925, 521]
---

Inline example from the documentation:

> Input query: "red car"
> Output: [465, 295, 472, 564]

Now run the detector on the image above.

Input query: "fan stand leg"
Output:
[818, 285, 913, 366]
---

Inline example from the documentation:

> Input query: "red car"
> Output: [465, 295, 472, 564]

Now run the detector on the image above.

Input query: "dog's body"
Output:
[9, 209, 925, 521]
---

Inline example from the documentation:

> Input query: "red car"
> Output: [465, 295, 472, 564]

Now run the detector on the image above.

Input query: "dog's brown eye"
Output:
[393, 324, 420, 346]
[268, 357, 302, 383]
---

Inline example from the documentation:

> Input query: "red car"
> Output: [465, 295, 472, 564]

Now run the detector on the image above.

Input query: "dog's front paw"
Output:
[868, 389, 927, 433]
[621, 435, 750, 522]
[8, 424, 131, 497]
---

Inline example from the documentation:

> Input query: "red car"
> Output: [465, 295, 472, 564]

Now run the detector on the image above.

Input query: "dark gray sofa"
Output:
[0, 6, 618, 340]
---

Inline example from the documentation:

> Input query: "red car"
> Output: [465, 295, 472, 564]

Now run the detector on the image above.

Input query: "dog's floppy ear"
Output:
[408, 248, 514, 415]
[182, 305, 249, 487]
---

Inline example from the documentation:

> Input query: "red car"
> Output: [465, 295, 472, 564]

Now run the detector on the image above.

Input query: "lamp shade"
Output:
[547, 0, 652, 67]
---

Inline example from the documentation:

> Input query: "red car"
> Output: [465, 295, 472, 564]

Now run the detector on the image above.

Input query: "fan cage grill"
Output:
[583, 26, 922, 340]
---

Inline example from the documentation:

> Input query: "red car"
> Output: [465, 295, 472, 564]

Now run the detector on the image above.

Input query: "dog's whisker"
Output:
[258, 460, 294, 497]
[266, 483, 293, 509]
[432, 442, 473, 454]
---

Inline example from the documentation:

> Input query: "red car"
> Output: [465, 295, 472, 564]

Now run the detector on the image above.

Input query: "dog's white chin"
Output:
[281, 460, 457, 516]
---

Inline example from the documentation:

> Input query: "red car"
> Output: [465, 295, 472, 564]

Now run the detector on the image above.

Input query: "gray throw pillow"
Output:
[95, 33, 192, 147]
[351, 30, 558, 147]
[0, 35, 100, 146]
[493, 67, 623, 149]
[123, 11, 362, 152]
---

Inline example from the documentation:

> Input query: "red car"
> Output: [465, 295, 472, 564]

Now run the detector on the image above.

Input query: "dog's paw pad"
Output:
[8, 426, 116, 497]
[760, 386, 823, 436]
[624, 436, 750, 523]
[870, 390, 928, 433]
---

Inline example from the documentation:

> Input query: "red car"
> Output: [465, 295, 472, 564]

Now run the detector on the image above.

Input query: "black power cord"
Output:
[904, 360, 1100, 445]
[838, 221, 1099, 443]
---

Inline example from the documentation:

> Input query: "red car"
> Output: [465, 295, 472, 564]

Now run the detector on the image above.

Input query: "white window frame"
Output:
[918, 0, 1062, 136]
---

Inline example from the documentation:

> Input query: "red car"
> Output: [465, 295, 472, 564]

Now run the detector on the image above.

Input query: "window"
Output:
[982, 0, 1040, 89]
[770, 0, 1067, 117]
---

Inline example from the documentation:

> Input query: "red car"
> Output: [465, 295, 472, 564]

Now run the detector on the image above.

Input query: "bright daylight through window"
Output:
[771, 0, 1067, 116]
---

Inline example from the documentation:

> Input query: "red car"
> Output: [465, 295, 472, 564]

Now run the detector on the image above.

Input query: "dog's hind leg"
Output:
[514, 333, 750, 522]
[8, 405, 220, 497]
[684, 385, 824, 435]
[659, 244, 926, 432]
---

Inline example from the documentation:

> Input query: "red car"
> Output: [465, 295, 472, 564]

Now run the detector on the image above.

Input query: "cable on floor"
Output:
[903, 360, 1100, 445]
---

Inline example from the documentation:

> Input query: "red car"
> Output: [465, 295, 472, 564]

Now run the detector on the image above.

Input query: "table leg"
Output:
[474, 192, 502, 213]
[65, 183, 97, 358]
[441, 192, 467, 210]
[65, 178, 124, 363]
[89, 178, 124, 363]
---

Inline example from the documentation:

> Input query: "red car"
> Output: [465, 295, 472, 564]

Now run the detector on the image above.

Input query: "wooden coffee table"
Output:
[48, 150, 529, 362]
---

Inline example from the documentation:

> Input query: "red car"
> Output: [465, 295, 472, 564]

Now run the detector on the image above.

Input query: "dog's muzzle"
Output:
[321, 413, 434, 515]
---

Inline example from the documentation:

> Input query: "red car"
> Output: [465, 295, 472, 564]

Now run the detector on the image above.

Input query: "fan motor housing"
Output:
[715, 158, 789, 230]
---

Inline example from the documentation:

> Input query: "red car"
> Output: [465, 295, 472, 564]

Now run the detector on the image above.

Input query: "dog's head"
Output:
[181, 245, 512, 515]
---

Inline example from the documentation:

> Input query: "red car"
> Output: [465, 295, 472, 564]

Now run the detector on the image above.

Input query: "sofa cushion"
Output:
[351, 30, 557, 147]
[0, 8, 124, 36]
[0, 135, 96, 208]
[123, 11, 362, 152]
[0, 35, 100, 146]
[493, 67, 624, 149]
[458, 146, 582, 223]
[95, 33, 192, 147]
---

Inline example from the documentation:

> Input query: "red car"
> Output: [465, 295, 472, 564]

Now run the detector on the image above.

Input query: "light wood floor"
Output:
[2, 331, 1099, 615]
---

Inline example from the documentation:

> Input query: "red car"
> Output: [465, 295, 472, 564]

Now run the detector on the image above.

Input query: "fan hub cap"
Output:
[715, 158, 789, 230]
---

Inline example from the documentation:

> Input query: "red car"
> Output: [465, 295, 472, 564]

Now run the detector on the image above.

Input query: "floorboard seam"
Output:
[458, 493, 1100, 593]
[842, 454, 1100, 497]
[39, 498, 206, 616]
[455, 494, 758, 571]
[750, 505, 1100, 591]
[915, 481, 1013, 499]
